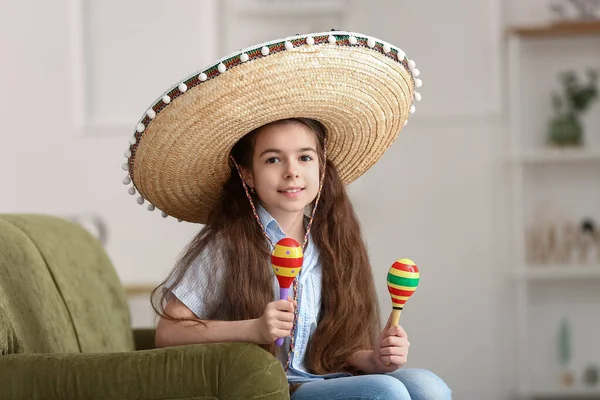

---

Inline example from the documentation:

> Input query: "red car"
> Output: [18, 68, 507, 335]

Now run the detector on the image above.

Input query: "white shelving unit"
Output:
[508, 21, 600, 400]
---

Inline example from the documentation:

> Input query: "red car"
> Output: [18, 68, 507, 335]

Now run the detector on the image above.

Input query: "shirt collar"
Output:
[256, 203, 311, 239]
[256, 203, 281, 234]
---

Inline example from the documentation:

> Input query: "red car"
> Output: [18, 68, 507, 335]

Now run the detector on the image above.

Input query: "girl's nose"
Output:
[285, 170, 299, 179]
[285, 163, 299, 179]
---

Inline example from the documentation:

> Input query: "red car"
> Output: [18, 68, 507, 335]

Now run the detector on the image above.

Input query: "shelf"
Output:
[123, 284, 156, 296]
[513, 147, 600, 164]
[521, 265, 600, 281]
[524, 386, 600, 399]
[508, 21, 600, 39]
[508, 17, 600, 400]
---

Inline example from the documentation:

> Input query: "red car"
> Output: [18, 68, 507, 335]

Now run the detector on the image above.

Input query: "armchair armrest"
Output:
[132, 328, 156, 351]
[0, 342, 289, 400]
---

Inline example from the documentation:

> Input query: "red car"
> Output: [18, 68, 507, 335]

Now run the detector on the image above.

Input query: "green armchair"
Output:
[0, 214, 289, 399]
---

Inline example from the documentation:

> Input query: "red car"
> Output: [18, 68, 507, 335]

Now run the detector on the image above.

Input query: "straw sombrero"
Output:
[121, 30, 422, 224]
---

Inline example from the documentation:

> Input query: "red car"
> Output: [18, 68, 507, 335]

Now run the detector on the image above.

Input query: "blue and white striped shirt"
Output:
[171, 204, 350, 383]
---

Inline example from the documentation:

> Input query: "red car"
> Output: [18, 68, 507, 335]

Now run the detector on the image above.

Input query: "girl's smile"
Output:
[278, 187, 305, 198]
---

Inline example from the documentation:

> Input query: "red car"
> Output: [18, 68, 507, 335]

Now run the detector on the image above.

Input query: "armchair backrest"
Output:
[0, 215, 134, 355]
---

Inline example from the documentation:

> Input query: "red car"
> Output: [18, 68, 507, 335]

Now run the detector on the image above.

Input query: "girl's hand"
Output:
[370, 313, 410, 373]
[254, 298, 297, 344]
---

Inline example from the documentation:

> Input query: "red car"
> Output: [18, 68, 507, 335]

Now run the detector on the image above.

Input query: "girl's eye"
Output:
[300, 155, 313, 162]
[266, 157, 280, 164]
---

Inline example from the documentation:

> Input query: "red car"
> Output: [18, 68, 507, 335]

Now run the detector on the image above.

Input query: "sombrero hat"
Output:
[121, 30, 422, 224]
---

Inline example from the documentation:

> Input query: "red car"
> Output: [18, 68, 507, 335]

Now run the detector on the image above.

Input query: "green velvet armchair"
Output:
[0, 214, 289, 399]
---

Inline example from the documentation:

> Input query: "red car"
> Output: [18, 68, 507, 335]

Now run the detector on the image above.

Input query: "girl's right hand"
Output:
[255, 298, 296, 344]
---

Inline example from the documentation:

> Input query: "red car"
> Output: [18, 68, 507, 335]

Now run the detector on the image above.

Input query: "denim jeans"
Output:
[290, 368, 452, 400]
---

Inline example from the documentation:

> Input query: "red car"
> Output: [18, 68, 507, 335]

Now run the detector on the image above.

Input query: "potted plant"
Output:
[548, 68, 598, 147]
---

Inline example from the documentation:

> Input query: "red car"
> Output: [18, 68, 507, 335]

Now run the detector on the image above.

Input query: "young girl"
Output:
[123, 31, 451, 399]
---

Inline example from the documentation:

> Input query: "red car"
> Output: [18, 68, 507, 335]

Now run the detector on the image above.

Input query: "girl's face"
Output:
[244, 122, 321, 220]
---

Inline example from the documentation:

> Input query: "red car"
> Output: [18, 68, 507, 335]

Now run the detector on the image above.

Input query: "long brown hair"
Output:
[151, 118, 380, 375]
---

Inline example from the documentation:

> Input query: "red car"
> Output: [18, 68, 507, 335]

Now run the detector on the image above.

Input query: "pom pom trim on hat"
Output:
[122, 30, 422, 220]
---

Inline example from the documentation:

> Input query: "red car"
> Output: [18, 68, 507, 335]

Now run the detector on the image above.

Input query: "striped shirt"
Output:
[170, 204, 350, 383]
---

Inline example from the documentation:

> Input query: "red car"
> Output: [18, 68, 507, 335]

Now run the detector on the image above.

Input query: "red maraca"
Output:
[271, 237, 303, 346]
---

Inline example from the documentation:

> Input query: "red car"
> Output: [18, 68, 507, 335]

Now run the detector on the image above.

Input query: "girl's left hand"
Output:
[370, 314, 410, 373]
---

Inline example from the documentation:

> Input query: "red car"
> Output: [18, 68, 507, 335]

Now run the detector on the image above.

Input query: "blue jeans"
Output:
[290, 368, 452, 400]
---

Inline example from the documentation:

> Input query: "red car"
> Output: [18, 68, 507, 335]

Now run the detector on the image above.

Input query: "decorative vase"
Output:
[558, 318, 574, 387]
[584, 365, 599, 386]
[549, 113, 583, 147]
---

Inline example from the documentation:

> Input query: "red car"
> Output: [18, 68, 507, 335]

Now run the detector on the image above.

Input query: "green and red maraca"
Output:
[387, 258, 419, 326]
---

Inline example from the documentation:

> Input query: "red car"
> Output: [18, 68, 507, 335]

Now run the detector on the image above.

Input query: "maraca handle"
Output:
[390, 309, 402, 327]
[279, 287, 290, 301]
[275, 287, 291, 347]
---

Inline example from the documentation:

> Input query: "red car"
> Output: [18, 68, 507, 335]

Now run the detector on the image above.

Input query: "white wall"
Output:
[345, 1, 512, 399]
[0, 0, 216, 288]
[3, 0, 584, 399]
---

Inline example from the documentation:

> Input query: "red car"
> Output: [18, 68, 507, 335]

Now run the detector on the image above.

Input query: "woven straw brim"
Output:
[128, 37, 415, 224]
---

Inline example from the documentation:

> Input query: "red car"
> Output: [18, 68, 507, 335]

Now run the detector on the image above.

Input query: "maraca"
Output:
[271, 237, 303, 346]
[387, 258, 419, 326]
[385, 258, 419, 365]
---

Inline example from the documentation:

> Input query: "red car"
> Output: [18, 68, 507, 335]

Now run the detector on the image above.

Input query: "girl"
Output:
[123, 31, 451, 399]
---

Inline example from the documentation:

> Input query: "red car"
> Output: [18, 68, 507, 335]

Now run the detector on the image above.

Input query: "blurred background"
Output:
[1, 0, 600, 398]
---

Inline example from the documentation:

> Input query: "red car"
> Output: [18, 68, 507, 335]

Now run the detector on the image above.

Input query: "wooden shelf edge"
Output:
[507, 20, 600, 38]
[123, 284, 157, 296]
